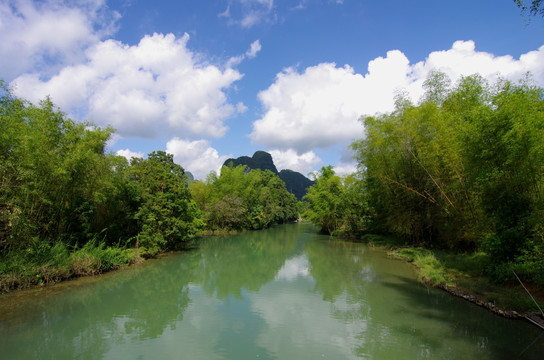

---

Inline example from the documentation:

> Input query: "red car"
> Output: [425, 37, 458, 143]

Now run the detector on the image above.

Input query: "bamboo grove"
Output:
[304, 72, 544, 285]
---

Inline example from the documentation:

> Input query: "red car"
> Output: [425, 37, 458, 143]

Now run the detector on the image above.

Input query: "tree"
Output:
[342, 173, 371, 235]
[304, 166, 346, 234]
[129, 151, 203, 256]
[351, 71, 544, 268]
[303, 167, 371, 236]
[352, 73, 478, 247]
[0, 85, 118, 251]
[352, 98, 473, 246]
[464, 78, 544, 261]
[0, 84, 210, 289]
[191, 165, 298, 231]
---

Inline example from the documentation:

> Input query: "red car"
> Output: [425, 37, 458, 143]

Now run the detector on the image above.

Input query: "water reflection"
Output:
[275, 255, 310, 281]
[302, 234, 544, 359]
[0, 253, 198, 359]
[0, 223, 542, 359]
[305, 237, 375, 302]
[194, 225, 298, 299]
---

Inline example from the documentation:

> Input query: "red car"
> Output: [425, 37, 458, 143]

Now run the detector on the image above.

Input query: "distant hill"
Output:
[278, 169, 314, 201]
[223, 151, 278, 174]
[223, 151, 314, 200]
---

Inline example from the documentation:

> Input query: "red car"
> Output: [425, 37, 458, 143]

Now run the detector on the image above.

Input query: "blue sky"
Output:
[2, 0, 544, 179]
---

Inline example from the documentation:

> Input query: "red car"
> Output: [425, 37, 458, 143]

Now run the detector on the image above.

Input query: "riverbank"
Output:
[0, 224, 288, 294]
[0, 243, 144, 294]
[0, 224, 291, 294]
[361, 234, 544, 324]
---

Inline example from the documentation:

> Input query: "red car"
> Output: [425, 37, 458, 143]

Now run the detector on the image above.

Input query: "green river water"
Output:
[0, 223, 542, 359]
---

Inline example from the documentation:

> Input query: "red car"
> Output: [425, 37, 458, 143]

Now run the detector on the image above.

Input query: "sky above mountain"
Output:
[2, 0, 544, 179]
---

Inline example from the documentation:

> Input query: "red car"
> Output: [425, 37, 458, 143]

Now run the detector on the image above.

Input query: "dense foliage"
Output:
[0, 86, 188, 289]
[303, 166, 369, 236]
[127, 151, 204, 256]
[190, 165, 299, 231]
[348, 73, 544, 284]
[0, 83, 305, 291]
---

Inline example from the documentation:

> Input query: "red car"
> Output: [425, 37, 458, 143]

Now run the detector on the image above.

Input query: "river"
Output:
[0, 223, 542, 359]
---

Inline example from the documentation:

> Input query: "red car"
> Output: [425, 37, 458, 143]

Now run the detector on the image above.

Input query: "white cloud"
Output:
[12, 33, 244, 139]
[333, 147, 358, 176]
[236, 102, 248, 113]
[251, 41, 544, 154]
[246, 40, 262, 58]
[166, 138, 231, 180]
[0, 0, 119, 80]
[410, 40, 544, 87]
[219, 0, 275, 28]
[251, 63, 371, 153]
[226, 39, 262, 67]
[240, 12, 261, 27]
[116, 149, 144, 161]
[293, 0, 342, 11]
[269, 149, 321, 175]
[334, 162, 357, 177]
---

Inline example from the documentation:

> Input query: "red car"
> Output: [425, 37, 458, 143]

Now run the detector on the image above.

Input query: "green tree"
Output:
[342, 173, 371, 235]
[303, 167, 370, 236]
[352, 71, 544, 271]
[0, 85, 209, 289]
[0, 85, 117, 251]
[129, 151, 203, 256]
[352, 74, 495, 248]
[191, 165, 298, 231]
[464, 79, 544, 261]
[304, 166, 346, 234]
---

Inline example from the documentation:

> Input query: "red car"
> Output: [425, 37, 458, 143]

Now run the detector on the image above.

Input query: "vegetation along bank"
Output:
[1, 71, 543, 326]
[303, 72, 544, 319]
[0, 81, 298, 292]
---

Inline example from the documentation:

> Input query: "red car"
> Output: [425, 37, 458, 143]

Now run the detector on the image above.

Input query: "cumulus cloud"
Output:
[0, 0, 119, 80]
[410, 40, 544, 87]
[116, 149, 144, 161]
[166, 138, 231, 180]
[251, 41, 544, 156]
[12, 33, 245, 139]
[269, 149, 321, 175]
[251, 63, 370, 153]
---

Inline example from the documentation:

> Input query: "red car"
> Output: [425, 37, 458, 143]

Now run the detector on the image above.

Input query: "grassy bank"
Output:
[361, 234, 544, 315]
[0, 242, 142, 293]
